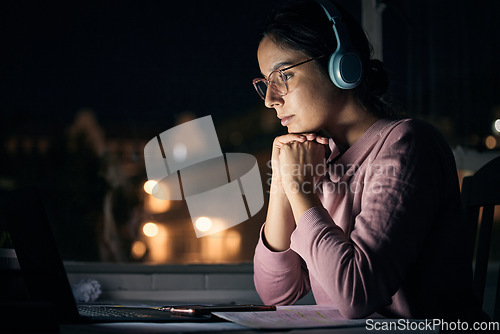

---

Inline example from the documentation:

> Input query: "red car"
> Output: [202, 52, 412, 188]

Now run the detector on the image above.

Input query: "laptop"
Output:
[0, 186, 216, 325]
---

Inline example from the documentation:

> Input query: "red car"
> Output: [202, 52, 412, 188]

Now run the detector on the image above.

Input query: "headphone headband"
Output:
[315, 0, 363, 89]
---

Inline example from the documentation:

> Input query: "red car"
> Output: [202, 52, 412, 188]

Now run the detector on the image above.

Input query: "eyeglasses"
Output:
[252, 55, 324, 100]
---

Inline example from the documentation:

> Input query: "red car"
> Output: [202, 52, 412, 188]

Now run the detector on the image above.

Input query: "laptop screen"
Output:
[1, 187, 80, 322]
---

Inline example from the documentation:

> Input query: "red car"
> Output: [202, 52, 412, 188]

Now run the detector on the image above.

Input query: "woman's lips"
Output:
[281, 116, 293, 127]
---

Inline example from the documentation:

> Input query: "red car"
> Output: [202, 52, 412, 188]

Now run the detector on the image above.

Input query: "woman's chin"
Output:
[287, 125, 321, 135]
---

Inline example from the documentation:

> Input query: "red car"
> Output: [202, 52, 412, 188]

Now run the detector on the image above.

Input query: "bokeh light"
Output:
[131, 241, 147, 259]
[143, 180, 158, 195]
[143, 222, 159, 237]
[195, 217, 212, 232]
[485, 135, 497, 150]
[493, 119, 500, 134]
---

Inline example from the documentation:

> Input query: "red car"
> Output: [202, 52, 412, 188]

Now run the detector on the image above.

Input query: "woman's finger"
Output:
[273, 133, 306, 149]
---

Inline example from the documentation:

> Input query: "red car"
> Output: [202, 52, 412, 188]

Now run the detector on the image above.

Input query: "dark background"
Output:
[2, 0, 498, 141]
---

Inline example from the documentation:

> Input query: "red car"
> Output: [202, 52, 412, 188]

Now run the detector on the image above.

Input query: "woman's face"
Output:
[257, 36, 345, 134]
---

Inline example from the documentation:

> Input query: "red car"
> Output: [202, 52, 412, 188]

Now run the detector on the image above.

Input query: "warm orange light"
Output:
[195, 217, 212, 232]
[142, 224, 170, 263]
[143, 180, 158, 194]
[131, 241, 147, 259]
[143, 222, 159, 237]
[485, 135, 497, 150]
[146, 194, 171, 213]
[225, 230, 242, 257]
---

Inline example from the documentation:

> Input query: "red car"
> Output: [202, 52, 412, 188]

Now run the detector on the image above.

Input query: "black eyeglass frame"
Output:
[252, 55, 324, 100]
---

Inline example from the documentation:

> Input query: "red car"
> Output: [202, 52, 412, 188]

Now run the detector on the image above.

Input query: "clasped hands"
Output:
[271, 133, 329, 199]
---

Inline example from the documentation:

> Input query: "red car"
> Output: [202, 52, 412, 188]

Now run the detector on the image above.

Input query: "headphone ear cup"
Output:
[328, 51, 363, 89]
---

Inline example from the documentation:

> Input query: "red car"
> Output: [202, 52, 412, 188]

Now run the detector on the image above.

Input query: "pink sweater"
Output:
[254, 118, 478, 319]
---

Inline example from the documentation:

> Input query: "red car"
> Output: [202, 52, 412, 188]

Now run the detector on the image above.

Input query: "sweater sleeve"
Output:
[290, 122, 454, 318]
[253, 224, 311, 305]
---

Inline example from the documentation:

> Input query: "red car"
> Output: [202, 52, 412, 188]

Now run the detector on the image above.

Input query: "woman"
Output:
[252, 0, 482, 320]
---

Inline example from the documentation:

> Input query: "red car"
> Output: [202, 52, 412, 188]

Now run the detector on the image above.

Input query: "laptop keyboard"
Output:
[78, 305, 150, 318]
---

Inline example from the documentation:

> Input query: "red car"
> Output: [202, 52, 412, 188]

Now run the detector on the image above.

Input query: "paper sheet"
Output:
[213, 305, 366, 329]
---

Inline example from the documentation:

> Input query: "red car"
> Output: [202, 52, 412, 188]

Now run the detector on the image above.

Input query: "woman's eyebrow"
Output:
[271, 61, 293, 72]
[261, 61, 294, 78]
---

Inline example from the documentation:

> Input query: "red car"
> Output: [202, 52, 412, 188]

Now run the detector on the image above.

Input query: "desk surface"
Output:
[61, 323, 357, 334]
[59, 319, 439, 334]
[55, 304, 440, 334]
[59, 323, 402, 334]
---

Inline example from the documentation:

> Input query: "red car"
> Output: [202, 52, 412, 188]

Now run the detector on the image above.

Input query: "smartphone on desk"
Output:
[166, 304, 276, 316]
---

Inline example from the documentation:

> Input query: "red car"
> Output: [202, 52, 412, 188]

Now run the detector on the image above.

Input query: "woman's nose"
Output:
[264, 88, 284, 109]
